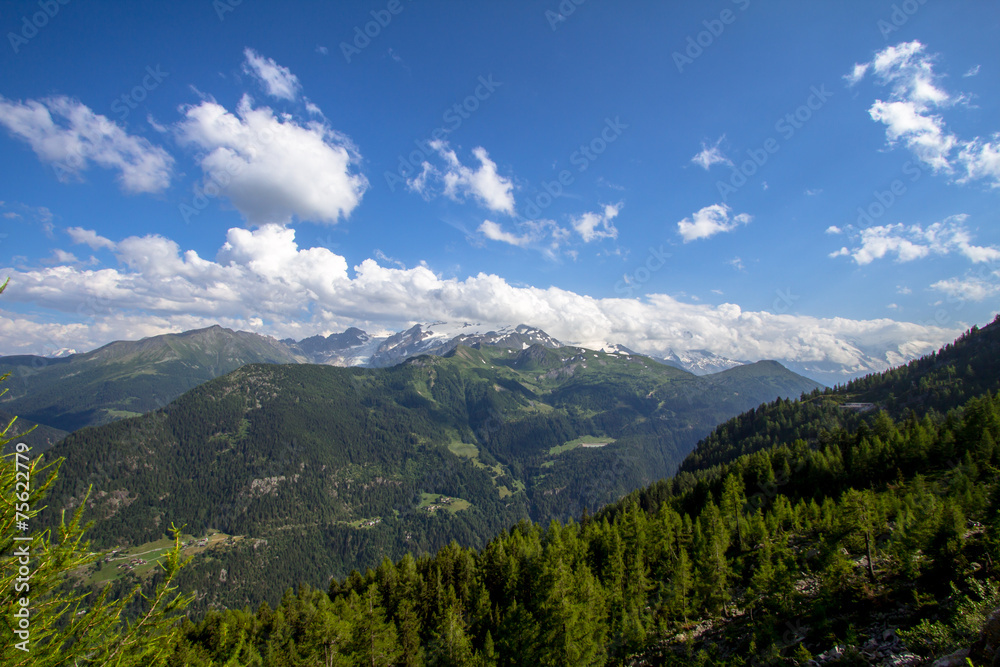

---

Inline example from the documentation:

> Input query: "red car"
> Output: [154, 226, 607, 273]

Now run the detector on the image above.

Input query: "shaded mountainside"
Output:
[42, 343, 819, 610]
[0, 408, 68, 453]
[0, 325, 305, 434]
[679, 314, 1000, 475]
[167, 360, 1000, 666]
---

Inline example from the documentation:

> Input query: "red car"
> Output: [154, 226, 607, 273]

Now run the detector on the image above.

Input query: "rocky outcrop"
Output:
[969, 606, 1000, 666]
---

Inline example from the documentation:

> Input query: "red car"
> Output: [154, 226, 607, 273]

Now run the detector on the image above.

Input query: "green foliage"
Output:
[680, 316, 1000, 475]
[897, 578, 1000, 658]
[0, 382, 191, 664]
[38, 344, 819, 611]
[86, 317, 983, 664]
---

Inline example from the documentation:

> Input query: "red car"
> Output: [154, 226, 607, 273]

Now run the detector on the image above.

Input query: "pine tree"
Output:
[842, 489, 881, 583]
[349, 588, 402, 667]
[426, 588, 473, 667]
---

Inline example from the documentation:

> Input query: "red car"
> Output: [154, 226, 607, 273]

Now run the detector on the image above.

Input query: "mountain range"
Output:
[36, 332, 821, 609]
[19, 315, 1000, 666]
[0, 322, 805, 435]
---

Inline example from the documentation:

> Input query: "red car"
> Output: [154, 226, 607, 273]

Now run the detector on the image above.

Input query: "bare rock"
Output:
[970, 607, 1000, 666]
[931, 648, 969, 667]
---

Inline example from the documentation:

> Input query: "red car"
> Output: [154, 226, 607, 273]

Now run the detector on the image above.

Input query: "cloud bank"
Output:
[2, 225, 963, 381]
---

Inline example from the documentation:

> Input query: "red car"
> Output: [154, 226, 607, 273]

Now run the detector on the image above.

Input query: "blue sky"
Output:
[1, 0, 998, 381]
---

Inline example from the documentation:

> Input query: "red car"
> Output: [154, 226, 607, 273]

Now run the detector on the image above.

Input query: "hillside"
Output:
[165, 328, 1000, 666]
[0, 325, 306, 433]
[0, 408, 68, 453]
[41, 343, 819, 610]
[679, 314, 1000, 475]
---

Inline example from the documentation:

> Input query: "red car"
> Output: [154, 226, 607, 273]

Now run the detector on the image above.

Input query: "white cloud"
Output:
[571, 203, 620, 242]
[930, 275, 1000, 302]
[477, 218, 569, 255]
[825, 225, 842, 234]
[729, 256, 745, 271]
[49, 249, 79, 264]
[831, 215, 1000, 265]
[407, 142, 515, 216]
[0, 224, 962, 380]
[691, 137, 732, 170]
[175, 95, 367, 225]
[868, 99, 955, 172]
[850, 41, 1000, 186]
[67, 227, 117, 250]
[957, 135, 1000, 188]
[677, 203, 751, 242]
[845, 62, 870, 86]
[242, 48, 301, 101]
[478, 220, 533, 247]
[963, 64, 981, 78]
[0, 95, 173, 193]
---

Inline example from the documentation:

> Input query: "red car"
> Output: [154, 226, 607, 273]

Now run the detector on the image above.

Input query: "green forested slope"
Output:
[167, 388, 1000, 666]
[42, 344, 819, 610]
[679, 314, 1000, 475]
[0, 325, 304, 433]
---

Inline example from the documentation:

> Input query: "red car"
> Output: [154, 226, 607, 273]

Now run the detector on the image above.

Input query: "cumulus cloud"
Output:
[407, 142, 515, 215]
[931, 274, 1000, 302]
[849, 41, 1000, 186]
[242, 48, 302, 101]
[957, 135, 1000, 188]
[0, 225, 963, 382]
[571, 203, 620, 242]
[691, 136, 732, 170]
[830, 215, 1000, 265]
[0, 95, 173, 193]
[67, 227, 117, 250]
[677, 203, 751, 242]
[175, 95, 368, 225]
